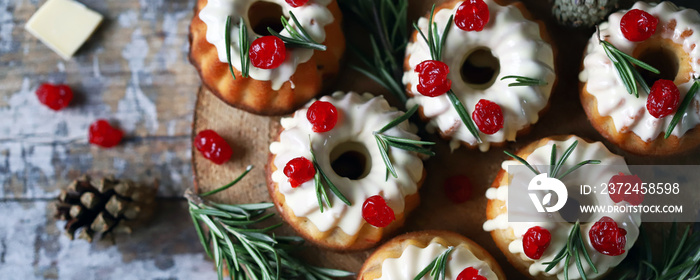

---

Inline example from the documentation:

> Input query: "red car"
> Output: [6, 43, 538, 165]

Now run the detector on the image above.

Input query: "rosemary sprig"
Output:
[374, 105, 436, 179]
[185, 167, 353, 280]
[267, 12, 327, 51]
[309, 140, 351, 213]
[504, 140, 601, 180]
[414, 246, 455, 280]
[413, 5, 482, 143]
[665, 79, 700, 139]
[543, 221, 598, 280]
[341, 0, 409, 104]
[616, 222, 700, 280]
[501, 75, 548, 87]
[597, 27, 659, 98]
[224, 16, 251, 79]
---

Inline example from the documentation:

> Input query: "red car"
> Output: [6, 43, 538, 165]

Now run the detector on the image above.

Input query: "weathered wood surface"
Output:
[193, 0, 700, 278]
[0, 0, 216, 278]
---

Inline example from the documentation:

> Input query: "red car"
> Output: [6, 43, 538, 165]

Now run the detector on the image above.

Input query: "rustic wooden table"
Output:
[4, 0, 700, 279]
[0, 0, 216, 278]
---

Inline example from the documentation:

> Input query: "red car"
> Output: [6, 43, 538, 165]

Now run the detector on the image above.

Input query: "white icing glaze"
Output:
[482, 136, 642, 280]
[377, 239, 497, 280]
[269, 92, 424, 236]
[199, 0, 333, 90]
[403, 0, 555, 151]
[580, 1, 700, 141]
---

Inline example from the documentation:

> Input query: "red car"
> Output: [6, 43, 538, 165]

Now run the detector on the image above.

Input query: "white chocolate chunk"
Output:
[25, 0, 103, 60]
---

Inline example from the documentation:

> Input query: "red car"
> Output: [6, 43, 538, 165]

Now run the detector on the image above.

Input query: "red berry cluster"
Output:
[456, 267, 487, 280]
[522, 226, 551, 259]
[620, 9, 658, 42]
[415, 60, 452, 97]
[36, 83, 73, 111]
[194, 130, 234, 165]
[472, 99, 503, 134]
[285, 0, 309, 8]
[307, 100, 338, 132]
[455, 0, 490, 32]
[362, 195, 395, 228]
[284, 157, 316, 188]
[607, 172, 645, 205]
[647, 79, 680, 119]
[89, 120, 123, 148]
[250, 36, 287, 69]
[36, 83, 125, 149]
[589, 216, 627, 256]
[443, 175, 473, 204]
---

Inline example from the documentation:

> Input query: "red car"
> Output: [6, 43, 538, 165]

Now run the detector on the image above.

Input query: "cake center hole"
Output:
[559, 193, 593, 223]
[461, 48, 500, 89]
[330, 142, 371, 180]
[247, 2, 284, 36]
[636, 46, 679, 85]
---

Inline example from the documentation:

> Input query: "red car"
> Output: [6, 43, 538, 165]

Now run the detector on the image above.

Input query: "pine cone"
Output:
[552, 0, 619, 28]
[52, 175, 157, 242]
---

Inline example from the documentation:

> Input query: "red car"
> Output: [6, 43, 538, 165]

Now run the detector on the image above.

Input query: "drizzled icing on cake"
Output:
[269, 92, 424, 236]
[483, 137, 641, 280]
[199, 0, 333, 90]
[377, 238, 498, 280]
[403, 0, 555, 152]
[580, 1, 700, 141]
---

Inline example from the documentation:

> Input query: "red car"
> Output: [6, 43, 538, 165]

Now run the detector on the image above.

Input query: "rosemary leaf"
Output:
[549, 144, 557, 177]
[503, 150, 540, 176]
[225, 16, 236, 80]
[666, 79, 700, 138]
[378, 105, 418, 134]
[447, 90, 482, 143]
[201, 165, 254, 196]
[501, 75, 548, 87]
[376, 137, 397, 178]
[238, 17, 250, 78]
[552, 141, 578, 178]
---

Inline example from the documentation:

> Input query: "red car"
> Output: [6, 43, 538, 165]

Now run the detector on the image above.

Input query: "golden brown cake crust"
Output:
[486, 135, 586, 280]
[403, 0, 556, 149]
[357, 230, 506, 280]
[265, 127, 426, 251]
[188, 0, 345, 115]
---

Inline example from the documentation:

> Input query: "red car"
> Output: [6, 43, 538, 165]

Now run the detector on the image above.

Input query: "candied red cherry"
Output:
[455, 0, 490, 32]
[457, 267, 487, 280]
[89, 120, 123, 148]
[608, 172, 644, 205]
[307, 101, 338, 132]
[444, 175, 473, 204]
[250, 36, 286, 69]
[589, 216, 627, 256]
[284, 157, 316, 188]
[285, 0, 308, 7]
[415, 60, 452, 97]
[472, 99, 503, 134]
[362, 195, 395, 228]
[620, 9, 658, 42]
[194, 129, 233, 165]
[647, 79, 680, 118]
[36, 83, 73, 111]
[522, 226, 551, 259]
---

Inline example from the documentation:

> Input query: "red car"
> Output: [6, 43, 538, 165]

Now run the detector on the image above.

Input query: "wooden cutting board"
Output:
[192, 0, 700, 277]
